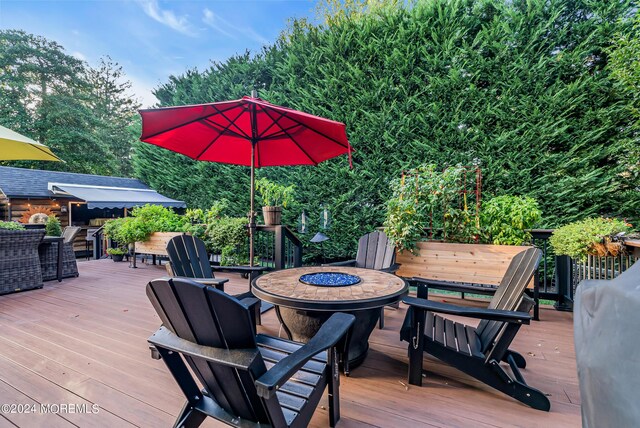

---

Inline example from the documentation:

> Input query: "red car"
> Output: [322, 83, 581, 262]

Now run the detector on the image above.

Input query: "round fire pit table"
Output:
[252, 266, 408, 372]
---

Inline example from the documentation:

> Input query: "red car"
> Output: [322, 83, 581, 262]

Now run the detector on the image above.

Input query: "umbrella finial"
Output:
[251, 89, 258, 98]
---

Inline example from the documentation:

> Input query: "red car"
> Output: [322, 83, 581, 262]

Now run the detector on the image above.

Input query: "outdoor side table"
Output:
[40, 236, 64, 282]
[252, 266, 408, 372]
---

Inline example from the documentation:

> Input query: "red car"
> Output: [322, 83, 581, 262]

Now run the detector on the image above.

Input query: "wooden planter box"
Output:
[135, 232, 184, 257]
[396, 241, 535, 288]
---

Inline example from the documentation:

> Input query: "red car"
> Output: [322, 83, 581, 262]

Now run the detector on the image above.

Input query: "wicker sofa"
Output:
[0, 229, 46, 294]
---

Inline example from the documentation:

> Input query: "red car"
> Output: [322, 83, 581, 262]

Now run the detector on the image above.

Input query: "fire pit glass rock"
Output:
[299, 272, 361, 287]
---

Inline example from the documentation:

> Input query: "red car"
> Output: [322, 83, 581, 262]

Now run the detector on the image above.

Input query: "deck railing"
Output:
[529, 230, 638, 313]
[254, 225, 303, 270]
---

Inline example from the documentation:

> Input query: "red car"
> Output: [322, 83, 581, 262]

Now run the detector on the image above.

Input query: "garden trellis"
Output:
[385, 164, 482, 252]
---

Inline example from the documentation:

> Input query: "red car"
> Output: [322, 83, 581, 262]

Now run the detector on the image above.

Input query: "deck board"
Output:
[0, 259, 580, 427]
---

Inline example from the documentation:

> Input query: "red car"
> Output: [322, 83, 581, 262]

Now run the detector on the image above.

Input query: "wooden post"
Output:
[554, 255, 573, 312]
[274, 226, 285, 271]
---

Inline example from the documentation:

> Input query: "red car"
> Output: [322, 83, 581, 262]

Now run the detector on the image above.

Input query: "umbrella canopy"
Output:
[139, 94, 353, 266]
[0, 125, 62, 162]
[139, 96, 351, 167]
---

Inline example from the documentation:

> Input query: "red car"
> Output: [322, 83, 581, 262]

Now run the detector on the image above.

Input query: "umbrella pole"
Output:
[249, 142, 255, 267]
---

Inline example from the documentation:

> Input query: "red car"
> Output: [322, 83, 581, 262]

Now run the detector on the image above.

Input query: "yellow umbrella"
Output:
[0, 125, 62, 161]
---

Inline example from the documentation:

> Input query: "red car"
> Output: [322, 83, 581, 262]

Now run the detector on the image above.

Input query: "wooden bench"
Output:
[396, 242, 540, 319]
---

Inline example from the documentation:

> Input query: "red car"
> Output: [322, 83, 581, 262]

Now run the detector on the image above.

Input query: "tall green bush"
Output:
[132, 0, 639, 260]
[480, 196, 542, 245]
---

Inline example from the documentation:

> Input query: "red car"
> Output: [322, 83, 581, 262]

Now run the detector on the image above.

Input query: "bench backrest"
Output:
[147, 277, 271, 423]
[396, 242, 535, 287]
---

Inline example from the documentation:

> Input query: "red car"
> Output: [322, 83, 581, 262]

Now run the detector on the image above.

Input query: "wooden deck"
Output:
[0, 259, 580, 427]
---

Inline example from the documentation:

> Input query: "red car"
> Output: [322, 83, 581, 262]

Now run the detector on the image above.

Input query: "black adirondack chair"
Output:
[328, 231, 399, 329]
[147, 277, 355, 428]
[166, 234, 267, 324]
[400, 247, 550, 411]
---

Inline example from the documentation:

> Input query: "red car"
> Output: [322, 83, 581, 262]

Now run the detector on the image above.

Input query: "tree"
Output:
[0, 30, 140, 175]
[0, 30, 87, 143]
[87, 57, 141, 175]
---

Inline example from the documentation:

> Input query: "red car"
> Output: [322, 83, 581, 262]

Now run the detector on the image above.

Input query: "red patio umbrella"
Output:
[139, 91, 353, 266]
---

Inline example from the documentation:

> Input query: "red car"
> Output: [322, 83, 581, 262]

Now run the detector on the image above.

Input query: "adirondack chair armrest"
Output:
[189, 277, 229, 288]
[409, 277, 492, 289]
[210, 265, 271, 274]
[402, 296, 531, 324]
[323, 259, 356, 267]
[255, 312, 356, 399]
[148, 326, 260, 369]
[381, 263, 401, 274]
[239, 297, 261, 314]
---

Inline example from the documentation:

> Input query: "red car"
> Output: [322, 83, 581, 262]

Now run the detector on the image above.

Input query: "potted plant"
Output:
[255, 178, 295, 226]
[549, 217, 633, 261]
[106, 247, 127, 262]
[103, 205, 188, 258]
[45, 215, 62, 237]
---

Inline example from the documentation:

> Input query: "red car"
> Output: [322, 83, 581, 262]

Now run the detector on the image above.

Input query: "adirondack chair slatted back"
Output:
[166, 235, 214, 279]
[147, 278, 271, 423]
[476, 247, 541, 355]
[355, 231, 395, 270]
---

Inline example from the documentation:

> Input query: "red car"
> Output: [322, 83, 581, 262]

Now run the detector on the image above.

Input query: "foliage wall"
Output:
[132, 0, 639, 260]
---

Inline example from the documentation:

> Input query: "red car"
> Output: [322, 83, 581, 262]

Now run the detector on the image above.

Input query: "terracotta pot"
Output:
[262, 206, 282, 226]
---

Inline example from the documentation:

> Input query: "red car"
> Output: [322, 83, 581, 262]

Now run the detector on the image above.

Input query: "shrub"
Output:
[0, 221, 25, 230]
[130, 204, 188, 232]
[549, 218, 633, 260]
[45, 215, 62, 237]
[103, 217, 151, 245]
[480, 196, 542, 245]
[104, 204, 190, 245]
[205, 217, 249, 265]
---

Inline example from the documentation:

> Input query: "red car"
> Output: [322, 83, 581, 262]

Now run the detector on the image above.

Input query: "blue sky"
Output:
[0, 0, 316, 107]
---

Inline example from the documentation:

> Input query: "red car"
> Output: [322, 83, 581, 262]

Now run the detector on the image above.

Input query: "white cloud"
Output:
[202, 8, 268, 45]
[72, 51, 86, 61]
[202, 9, 235, 39]
[130, 77, 160, 109]
[138, 0, 196, 37]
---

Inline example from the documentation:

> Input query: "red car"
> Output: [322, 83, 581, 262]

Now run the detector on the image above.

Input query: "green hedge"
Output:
[132, 0, 639, 261]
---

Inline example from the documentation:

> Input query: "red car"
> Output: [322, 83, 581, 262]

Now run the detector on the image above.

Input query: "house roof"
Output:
[0, 166, 185, 209]
[0, 166, 148, 198]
